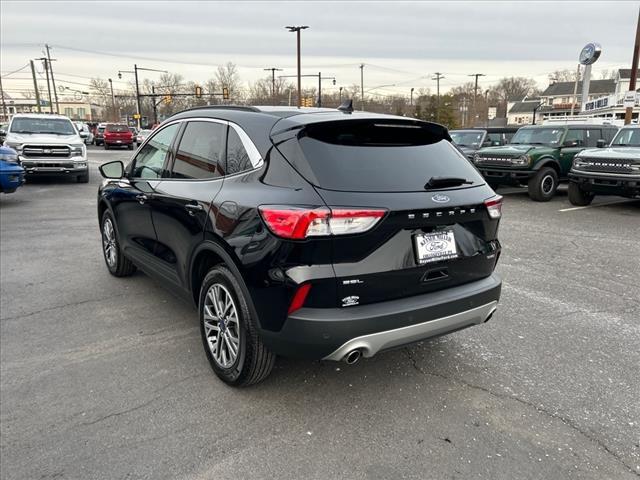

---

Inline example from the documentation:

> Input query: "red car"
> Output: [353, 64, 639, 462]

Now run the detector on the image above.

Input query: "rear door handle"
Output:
[135, 194, 148, 204]
[185, 203, 204, 216]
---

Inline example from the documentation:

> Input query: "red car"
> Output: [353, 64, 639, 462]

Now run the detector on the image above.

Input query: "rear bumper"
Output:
[478, 167, 535, 184]
[261, 273, 501, 360]
[569, 171, 640, 197]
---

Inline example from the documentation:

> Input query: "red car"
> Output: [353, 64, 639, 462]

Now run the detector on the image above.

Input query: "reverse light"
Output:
[258, 206, 387, 239]
[484, 195, 503, 219]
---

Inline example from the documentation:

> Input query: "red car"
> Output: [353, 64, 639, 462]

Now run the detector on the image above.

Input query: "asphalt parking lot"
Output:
[1, 145, 639, 480]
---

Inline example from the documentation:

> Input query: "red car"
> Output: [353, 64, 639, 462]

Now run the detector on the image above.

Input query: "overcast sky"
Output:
[1, 1, 638, 99]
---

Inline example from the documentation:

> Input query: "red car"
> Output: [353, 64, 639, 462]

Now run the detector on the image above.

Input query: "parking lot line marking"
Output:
[558, 199, 636, 212]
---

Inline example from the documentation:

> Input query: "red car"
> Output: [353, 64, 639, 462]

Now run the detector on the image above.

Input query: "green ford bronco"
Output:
[473, 124, 618, 201]
[568, 125, 640, 205]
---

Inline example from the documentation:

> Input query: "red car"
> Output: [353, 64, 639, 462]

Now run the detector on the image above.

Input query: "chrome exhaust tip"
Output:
[484, 307, 497, 323]
[344, 349, 362, 365]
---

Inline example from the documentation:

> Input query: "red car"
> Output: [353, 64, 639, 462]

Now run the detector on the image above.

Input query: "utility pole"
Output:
[286, 26, 309, 108]
[410, 87, 415, 106]
[360, 64, 365, 111]
[45, 44, 59, 114]
[263, 67, 283, 105]
[432, 72, 444, 121]
[0, 74, 7, 121]
[339, 86, 343, 103]
[468, 73, 485, 126]
[39, 58, 54, 113]
[625, 8, 640, 125]
[30, 60, 42, 113]
[108, 78, 117, 121]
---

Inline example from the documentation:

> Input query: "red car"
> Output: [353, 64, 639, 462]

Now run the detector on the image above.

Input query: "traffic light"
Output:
[302, 97, 314, 107]
[222, 87, 230, 100]
[195, 86, 202, 98]
[163, 95, 172, 104]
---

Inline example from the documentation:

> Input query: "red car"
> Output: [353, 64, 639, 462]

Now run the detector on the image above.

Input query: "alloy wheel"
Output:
[102, 218, 117, 268]
[541, 174, 555, 195]
[203, 283, 241, 368]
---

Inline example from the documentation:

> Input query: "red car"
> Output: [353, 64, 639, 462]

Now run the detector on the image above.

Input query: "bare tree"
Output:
[215, 62, 241, 101]
[549, 69, 579, 83]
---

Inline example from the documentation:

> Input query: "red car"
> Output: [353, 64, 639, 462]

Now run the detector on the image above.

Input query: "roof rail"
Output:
[176, 105, 261, 114]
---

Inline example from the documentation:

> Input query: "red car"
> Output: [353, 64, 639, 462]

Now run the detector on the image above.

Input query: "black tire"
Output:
[104, 143, 110, 150]
[128, 144, 133, 150]
[528, 167, 558, 202]
[199, 265, 275, 387]
[100, 210, 136, 277]
[568, 182, 594, 206]
[77, 172, 89, 183]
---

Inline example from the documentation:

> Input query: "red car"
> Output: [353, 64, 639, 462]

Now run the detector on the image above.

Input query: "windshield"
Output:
[510, 127, 564, 146]
[611, 128, 640, 147]
[10, 117, 76, 135]
[450, 130, 485, 147]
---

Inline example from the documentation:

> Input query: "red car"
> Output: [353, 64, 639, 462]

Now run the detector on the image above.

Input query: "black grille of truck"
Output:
[580, 159, 637, 174]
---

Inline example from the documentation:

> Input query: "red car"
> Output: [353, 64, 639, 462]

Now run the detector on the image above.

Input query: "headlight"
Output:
[473, 153, 481, 163]
[70, 143, 86, 157]
[74, 162, 87, 168]
[511, 155, 530, 166]
[573, 157, 587, 169]
[4, 142, 22, 152]
[0, 152, 19, 163]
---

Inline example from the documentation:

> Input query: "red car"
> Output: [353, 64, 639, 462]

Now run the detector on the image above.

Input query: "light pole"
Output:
[286, 26, 309, 108]
[339, 86, 343, 103]
[359, 64, 365, 110]
[118, 65, 168, 128]
[410, 87, 415, 106]
[108, 78, 117, 121]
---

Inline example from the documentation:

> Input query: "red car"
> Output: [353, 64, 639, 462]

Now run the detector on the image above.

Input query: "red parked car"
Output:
[103, 124, 134, 150]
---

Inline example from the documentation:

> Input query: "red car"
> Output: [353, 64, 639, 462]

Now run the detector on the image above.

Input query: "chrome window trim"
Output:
[136, 116, 264, 182]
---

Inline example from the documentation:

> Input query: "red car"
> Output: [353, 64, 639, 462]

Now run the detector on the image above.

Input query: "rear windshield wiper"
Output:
[424, 176, 473, 190]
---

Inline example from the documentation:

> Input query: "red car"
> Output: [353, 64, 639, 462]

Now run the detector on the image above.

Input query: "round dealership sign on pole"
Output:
[579, 42, 602, 113]
[579, 43, 602, 65]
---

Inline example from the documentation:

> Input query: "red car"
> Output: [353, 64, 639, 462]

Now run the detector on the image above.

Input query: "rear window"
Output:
[106, 124, 129, 132]
[279, 120, 484, 192]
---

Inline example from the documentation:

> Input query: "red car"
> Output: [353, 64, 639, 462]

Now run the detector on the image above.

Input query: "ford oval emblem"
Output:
[431, 194, 450, 203]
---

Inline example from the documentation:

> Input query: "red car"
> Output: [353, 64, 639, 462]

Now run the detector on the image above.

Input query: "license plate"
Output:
[116, 140, 122, 143]
[414, 231, 458, 264]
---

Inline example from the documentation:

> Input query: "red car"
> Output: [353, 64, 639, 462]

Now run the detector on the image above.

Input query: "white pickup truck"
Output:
[3, 113, 89, 183]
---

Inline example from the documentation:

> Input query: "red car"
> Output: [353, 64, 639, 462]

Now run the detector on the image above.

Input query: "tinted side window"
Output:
[565, 129, 585, 146]
[226, 128, 252, 175]
[131, 123, 179, 179]
[172, 121, 225, 179]
[585, 128, 602, 147]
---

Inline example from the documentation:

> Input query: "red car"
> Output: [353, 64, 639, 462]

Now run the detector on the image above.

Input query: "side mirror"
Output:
[99, 160, 125, 179]
[596, 139, 606, 148]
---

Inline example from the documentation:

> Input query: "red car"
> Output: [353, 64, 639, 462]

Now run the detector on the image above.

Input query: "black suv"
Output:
[97, 105, 503, 386]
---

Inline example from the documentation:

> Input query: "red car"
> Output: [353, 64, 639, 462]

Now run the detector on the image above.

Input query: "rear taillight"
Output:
[484, 195, 503, 219]
[258, 206, 386, 239]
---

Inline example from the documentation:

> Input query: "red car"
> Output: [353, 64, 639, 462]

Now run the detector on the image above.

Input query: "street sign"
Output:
[623, 91, 637, 108]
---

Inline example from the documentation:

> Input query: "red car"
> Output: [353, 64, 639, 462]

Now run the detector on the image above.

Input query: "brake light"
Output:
[484, 195, 503, 219]
[258, 206, 386, 239]
[288, 283, 312, 314]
